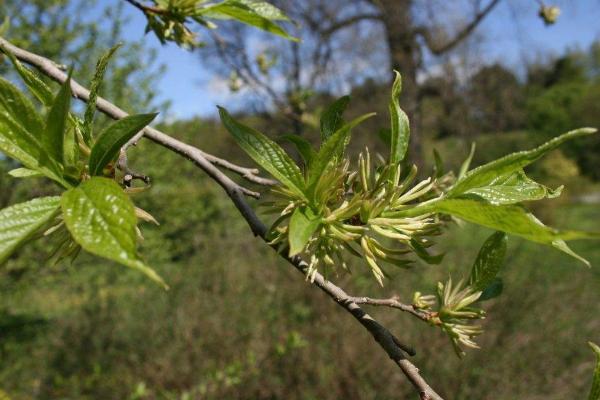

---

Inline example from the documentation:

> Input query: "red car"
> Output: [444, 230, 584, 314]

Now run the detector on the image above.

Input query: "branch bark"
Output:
[416, 0, 502, 55]
[0, 36, 444, 400]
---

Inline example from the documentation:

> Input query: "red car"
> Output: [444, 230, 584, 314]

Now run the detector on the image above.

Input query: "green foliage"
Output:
[389, 71, 410, 164]
[0, 50, 160, 286]
[320, 95, 350, 142]
[61, 178, 166, 287]
[468, 231, 507, 296]
[138, 0, 296, 49]
[0, 196, 60, 263]
[89, 113, 158, 176]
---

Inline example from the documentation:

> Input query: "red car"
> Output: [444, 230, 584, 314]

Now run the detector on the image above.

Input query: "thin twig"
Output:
[0, 36, 444, 400]
[0, 36, 277, 193]
[347, 296, 436, 323]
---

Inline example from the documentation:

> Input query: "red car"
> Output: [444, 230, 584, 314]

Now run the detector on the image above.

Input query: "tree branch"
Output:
[416, 0, 502, 55]
[0, 36, 276, 193]
[0, 36, 444, 400]
[348, 296, 436, 323]
[318, 12, 383, 37]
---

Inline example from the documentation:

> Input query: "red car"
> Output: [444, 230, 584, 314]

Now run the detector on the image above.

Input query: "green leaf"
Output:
[463, 169, 562, 205]
[197, 1, 298, 41]
[409, 238, 444, 265]
[430, 197, 599, 266]
[3, 49, 54, 106]
[320, 95, 350, 143]
[589, 342, 600, 400]
[433, 149, 444, 178]
[288, 206, 321, 256]
[0, 196, 60, 264]
[478, 277, 503, 302]
[280, 134, 317, 166]
[468, 231, 507, 292]
[449, 128, 597, 196]
[218, 106, 305, 197]
[458, 143, 476, 179]
[89, 113, 157, 176]
[235, 0, 290, 20]
[8, 168, 43, 178]
[389, 71, 410, 164]
[61, 177, 166, 288]
[83, 44, 121, 145]
[308, 112, 375, 192]
[44, 70, 72, 165]
[0, 78, 66, 185]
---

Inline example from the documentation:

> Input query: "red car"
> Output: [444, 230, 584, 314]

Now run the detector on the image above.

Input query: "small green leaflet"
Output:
[83, 44, 122, 145]
[589, 342, 600, 400]
[288, 206, 321, 256]
[197, 0, 298, 41]
[389, 71, 410, 164]
[0, 76, 44, 138]
[218, 106, 306, 197]
[449, 127, 597, 196]
[468, 231, 507, 292]
[307, 112, 375, 193]
[3, 49, 54, 106]
[44, 70, 72, 165]
[320, 95, 350, 143]
[463, 169, 562, 205]
[8, 168, 43, 178]
[61, 177, 166, 288]
[0, 196, 60, 263]
[430, 197, 599, 266]
[89, 113, 157, 176]
[280, 134, 317, 166]
[458, 143, 476, 179]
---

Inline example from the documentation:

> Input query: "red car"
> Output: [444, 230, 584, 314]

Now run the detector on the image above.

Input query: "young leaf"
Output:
[236, 0, 290, 21]
[462, 169, 562, 205]
[468, 231, 507, 292]
[389, 71, 410, 164]
[320, 95, 350, 143]
[449, 128, 597, 196]
[0, 78, 66, 185]
[589, 342, 600, 400]
[307, 112, 376, 192]
[61, 177, 167, 288]
[430, 197, 599, 266]
[197, 1, 298, 41]
[3, 49, 54, 106]
[0, 196, 60, 263]
[83, 44, 122, 144]
[478, 277, 503, 301]
[218, 106, 306, 197]
[458, 143, 476, 179]
[288, 206, 321, 256]
[89, 113, 157, 176]
[44, 70, 72, 165]
[8, 168, 43, 178]
[280, 134, 317, 166]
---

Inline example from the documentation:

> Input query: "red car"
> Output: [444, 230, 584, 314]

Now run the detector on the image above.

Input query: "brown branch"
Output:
[0, 36, 276, 194]
[348, 296, 436, 323]
[416, 0, 502, 55]
[0, 36, 444, 400]
[123, 0, 167, 16]
[318, 12, 383, 37]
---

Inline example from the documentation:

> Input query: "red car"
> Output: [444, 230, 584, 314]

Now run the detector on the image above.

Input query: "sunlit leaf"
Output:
[197, 0, 298, 41]
[458, 143, 476, 179]
[463, 169, 562, 205]
[0, 196, 60, 263]
[288, 206, 321, 256]
[449, 128, 597, 196]
[89, 113, 157, 176]
[61, 177, 166, 288]
[430, 197, 598, 266]
[389, 71, 410, 163]
[8, 168, 43, 178]
[3, 49, 54, 106]
[218, 106, 306, 197]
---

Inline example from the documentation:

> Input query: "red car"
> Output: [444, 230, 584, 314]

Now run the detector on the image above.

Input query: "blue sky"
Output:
[113, 0, 600, 119]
